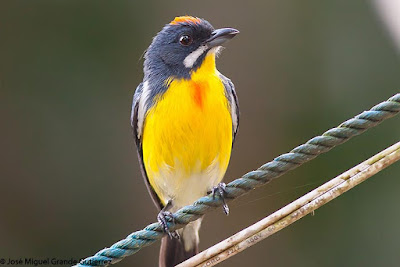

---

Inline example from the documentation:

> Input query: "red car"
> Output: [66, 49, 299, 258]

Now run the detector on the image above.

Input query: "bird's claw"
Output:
[157, 211, 180, 239]
[212, 182, 230, 215]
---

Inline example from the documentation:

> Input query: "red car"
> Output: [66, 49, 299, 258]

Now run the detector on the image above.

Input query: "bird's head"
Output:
[144, 16, 239, 80]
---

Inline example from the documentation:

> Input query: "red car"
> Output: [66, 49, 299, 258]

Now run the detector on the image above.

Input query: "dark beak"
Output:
[205, 28, 239, 48]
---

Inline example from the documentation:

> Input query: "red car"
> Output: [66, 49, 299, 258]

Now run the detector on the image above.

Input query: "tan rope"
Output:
[178, 141, 400, 267]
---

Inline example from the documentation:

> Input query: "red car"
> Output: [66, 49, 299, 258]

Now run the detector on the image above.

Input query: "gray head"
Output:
[144, 16, 239, 81]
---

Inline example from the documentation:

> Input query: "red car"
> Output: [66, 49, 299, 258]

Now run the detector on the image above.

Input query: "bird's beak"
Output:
[205, 28, 239, 48]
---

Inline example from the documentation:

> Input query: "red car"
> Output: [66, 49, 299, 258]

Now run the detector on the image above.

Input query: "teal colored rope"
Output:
[76, 93, 400, 267]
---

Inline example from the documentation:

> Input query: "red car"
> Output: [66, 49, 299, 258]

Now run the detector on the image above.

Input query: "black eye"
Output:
[179, 35, 193, 46]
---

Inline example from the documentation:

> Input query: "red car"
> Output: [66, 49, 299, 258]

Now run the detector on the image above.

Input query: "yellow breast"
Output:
[142, 54, 233, 206]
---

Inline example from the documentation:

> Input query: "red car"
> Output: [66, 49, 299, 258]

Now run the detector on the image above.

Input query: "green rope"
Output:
[76, 93, 400, 266]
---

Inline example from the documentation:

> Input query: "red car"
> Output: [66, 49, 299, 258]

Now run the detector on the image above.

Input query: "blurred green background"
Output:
[1, 1, 400, 266]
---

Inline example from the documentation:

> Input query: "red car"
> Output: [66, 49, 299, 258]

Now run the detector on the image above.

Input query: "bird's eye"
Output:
[179, 35, 193, 46]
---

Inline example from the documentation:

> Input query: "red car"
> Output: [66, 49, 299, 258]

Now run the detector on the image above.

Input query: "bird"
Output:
[131, 16, 239, 267]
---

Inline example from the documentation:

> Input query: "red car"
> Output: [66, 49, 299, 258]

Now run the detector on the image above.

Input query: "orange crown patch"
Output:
[170, 16, 202, 25]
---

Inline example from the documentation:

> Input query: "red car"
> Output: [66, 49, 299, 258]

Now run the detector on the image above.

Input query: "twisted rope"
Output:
[76, 93, 400, 267]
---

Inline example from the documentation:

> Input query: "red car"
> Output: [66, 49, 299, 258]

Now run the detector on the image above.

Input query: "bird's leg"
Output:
[157, 200, 180, 239]
[211, 183, 230, 215]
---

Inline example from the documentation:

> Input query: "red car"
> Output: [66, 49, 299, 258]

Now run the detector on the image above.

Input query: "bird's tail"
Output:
[159, 218, 202, 267]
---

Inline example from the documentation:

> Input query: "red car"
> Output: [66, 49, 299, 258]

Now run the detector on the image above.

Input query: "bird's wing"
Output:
[220, 74, 240, 144]
[131, 82, 164, 210]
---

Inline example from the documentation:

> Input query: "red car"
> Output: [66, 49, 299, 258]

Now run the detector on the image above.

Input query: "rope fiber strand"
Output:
[178, 140, 400, 266]
[76, 93, 400, 267]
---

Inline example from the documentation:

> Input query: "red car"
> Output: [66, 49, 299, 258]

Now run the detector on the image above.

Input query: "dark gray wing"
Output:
[131, 82, 164, 210]
[220, 74, 240, 143]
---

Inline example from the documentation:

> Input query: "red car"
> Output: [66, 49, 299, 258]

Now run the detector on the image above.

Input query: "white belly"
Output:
[155, 159, 222, 210]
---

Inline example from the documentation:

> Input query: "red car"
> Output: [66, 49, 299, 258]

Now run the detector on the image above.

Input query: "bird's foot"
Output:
[211, 183, 230, 215]
[157, 209, 179, 239]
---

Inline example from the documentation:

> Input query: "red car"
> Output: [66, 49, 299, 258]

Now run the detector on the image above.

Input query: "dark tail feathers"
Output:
[159, 235, 198, 267]
[159, 220, 201, 267]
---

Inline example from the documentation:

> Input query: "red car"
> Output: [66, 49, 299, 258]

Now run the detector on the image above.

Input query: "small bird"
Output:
[131, 16, 239, 267]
